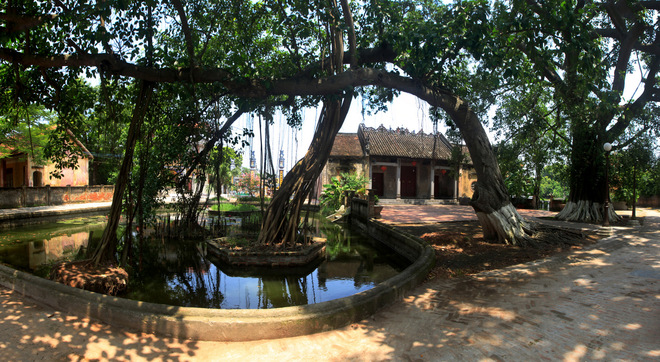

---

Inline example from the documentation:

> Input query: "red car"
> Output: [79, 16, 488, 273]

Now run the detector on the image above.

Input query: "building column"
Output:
[454, 166, 459, 200]
[368, 159, 373, 189]
[396, 159, 401, 199]
[430, 161, 435, 200]
[26, 155, 32, 187]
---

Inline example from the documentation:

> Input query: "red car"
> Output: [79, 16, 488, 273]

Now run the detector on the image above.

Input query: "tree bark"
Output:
[89, 81, 153, 266]
[556, 127, 620, 223]
[442, 100, 535, 245]
[258, 94, 352, 247]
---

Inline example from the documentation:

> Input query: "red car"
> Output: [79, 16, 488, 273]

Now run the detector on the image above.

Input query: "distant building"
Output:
[321, 124, 476, 202]
[0, 129, 93, 188]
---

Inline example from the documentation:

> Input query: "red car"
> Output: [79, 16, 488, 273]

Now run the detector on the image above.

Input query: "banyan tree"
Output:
[12, 0, 654, 264]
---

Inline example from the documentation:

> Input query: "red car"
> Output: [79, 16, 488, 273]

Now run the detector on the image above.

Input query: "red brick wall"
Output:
[0, 185, 114, 208]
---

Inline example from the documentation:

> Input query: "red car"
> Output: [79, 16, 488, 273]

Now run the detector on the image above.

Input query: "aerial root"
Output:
[477, 204, 535, 247]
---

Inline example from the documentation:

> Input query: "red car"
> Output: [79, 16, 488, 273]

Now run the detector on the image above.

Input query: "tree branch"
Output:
[615, 125, 652, 150]
[340, 0, 357, 68]
[171, 0, 197, 69]
[612, 22, 646, 95]
[1, 43, 468, 116]
[0, 47, 235, 83]
[607, 53, 660, 139]
[178, 106, 249, 184]
[603, 0, 628, 37]
[0, 43, 403, 100]
[0, 13, 58, 34]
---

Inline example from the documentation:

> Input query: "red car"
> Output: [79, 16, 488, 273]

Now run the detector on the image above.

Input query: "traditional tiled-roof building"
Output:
[321, 124, 476, 202]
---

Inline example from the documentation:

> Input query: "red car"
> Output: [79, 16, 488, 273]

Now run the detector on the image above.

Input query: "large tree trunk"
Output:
[532, 163, 542, 209]
[556, 128, 620, 223]
[90, 81, 154, 266]
[258, 94, 352, 247]
[442, 100, 535, 246]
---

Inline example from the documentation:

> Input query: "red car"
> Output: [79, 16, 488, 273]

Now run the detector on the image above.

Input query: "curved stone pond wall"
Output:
[0, 220, 434, 341]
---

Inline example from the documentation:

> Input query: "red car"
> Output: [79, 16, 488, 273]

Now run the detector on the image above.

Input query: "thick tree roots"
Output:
[50, 260, 128, 296]
[476, 203, 536, 247]
[556, 200, 621, 223]
[531, 224, 587, 246]
[476, 203, 595, 248]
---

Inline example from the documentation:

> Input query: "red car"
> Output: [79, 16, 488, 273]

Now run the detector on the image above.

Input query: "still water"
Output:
[0, 216, 409, 309]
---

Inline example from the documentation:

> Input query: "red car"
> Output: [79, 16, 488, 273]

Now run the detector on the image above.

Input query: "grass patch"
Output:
[238, 196, 271, 203]
[223, 236, 254, 248]
[209, 203, 259, 212]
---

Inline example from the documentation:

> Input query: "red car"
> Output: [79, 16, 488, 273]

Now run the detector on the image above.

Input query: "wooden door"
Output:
[400, 166, 417, 198]
[434, 170, 453, 198]
[372, 172, 384, 196]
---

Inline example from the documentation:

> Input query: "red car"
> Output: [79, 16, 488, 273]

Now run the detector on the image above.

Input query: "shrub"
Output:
[320, 172, 368, 214]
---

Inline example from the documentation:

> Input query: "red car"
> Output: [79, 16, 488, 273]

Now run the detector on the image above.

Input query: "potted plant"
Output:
[372, 195, 383, 219]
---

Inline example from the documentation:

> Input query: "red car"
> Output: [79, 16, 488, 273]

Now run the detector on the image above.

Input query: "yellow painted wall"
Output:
[0, 154, 89, 187]
[458, 168, 477, 198]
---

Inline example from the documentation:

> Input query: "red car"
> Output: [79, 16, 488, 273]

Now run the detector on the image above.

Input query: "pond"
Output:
[0, 215, 410, 309]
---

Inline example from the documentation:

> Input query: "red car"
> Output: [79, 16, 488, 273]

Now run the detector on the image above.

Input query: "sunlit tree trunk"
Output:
[442, 99, 535, 246]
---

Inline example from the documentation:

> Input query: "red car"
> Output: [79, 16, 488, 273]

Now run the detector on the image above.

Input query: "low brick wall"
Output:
[637, 196, 660, 208]
[0, 185, 114, 209]
[207, 238, 326, 267]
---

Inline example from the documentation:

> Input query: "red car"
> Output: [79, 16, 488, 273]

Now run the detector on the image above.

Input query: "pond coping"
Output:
[0, 219, 435, 342]
[206, 237, 326, 267]
[0, 202, 111, 230]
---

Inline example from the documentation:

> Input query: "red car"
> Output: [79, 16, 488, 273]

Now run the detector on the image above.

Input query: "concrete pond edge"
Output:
[0, 219, 435, 342]
[0, 203, 112, 229]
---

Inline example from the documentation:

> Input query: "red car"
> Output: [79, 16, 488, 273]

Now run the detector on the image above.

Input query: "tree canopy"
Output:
[5, 0, 657, 263]
[490, 0, 660, 222]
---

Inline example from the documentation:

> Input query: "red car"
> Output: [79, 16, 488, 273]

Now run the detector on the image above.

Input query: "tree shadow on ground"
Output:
[1, 214, 657, 361]
[343, 216, 660, 361]
[0, 287, 200, 360]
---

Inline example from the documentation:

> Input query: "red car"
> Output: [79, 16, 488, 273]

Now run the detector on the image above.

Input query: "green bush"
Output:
[238, 196, 271, 203]
[320, 172, 368, 214]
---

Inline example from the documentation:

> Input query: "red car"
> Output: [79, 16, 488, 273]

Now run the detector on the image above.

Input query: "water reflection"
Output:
[127, 229, 406, 309]
[0, 217, 409, 309]
[28, 232, 88, 269]
[0, 218, 105, 274]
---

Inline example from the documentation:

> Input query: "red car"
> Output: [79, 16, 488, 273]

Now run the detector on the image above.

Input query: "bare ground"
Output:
[396, 220, 605, 280]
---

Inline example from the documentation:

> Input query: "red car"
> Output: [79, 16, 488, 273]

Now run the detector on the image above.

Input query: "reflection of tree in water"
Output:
[258, 276, 310, 308]
[322, 222, 354, 259]
[127, 238, 225, 308]
[120, 219, 402, 308]
[318, 222, 376, 289]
